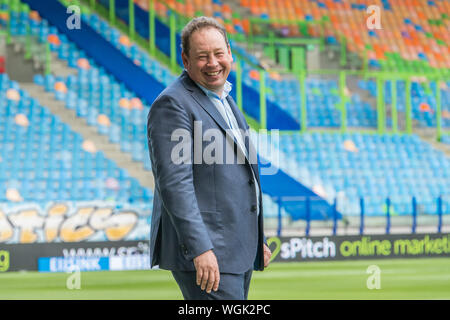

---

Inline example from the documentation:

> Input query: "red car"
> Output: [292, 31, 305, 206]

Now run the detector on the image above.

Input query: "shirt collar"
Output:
[196, 80, 232, 101]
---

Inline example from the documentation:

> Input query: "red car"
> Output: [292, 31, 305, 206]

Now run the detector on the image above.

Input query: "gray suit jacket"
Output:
[147, 71, 265, 274]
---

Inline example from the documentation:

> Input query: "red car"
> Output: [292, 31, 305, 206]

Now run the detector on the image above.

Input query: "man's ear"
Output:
[228, 45, 233, 62]
[181, 51, 189, 69]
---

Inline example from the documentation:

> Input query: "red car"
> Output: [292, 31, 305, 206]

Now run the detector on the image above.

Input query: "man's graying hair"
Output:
[181, 16, 229, 57]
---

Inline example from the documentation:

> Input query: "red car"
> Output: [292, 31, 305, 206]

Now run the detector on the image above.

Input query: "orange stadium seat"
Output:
[224, 0, 450, 71]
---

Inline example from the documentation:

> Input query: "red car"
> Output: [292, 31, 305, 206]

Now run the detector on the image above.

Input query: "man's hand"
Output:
[263, 244, 272, 268]
[193, 250, 220, 294]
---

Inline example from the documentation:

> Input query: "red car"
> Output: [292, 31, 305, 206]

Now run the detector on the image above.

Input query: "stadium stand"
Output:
[255, 130, 450, 216]
[358, 79, 450, 128]
[0, 72, 152, 204]
[235, 0, 450, 71]
[0, 0, 448, 236]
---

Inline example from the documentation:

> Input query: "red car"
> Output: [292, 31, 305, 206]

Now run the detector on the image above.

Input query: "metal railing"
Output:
[270, 194, 449, 237]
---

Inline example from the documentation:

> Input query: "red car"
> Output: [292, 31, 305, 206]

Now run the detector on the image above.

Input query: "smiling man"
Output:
[181, 21, 232, 97]
[147, 16, 271, 300]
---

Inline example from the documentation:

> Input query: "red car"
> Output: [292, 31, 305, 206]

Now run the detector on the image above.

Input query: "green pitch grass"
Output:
[1, 258, 449, 300]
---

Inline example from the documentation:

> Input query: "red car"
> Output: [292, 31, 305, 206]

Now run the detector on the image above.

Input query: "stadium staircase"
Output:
[4, 37, 42, 81]
[416, 127, 450, 156]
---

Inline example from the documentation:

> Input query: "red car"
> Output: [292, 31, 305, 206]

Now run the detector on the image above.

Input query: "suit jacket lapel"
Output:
[226, 94, 251, 155]
[226, 96, 247, 131]
[181, 71, 231, 133]
[226, 96, 261, 187]
[190, 89, 232, 132]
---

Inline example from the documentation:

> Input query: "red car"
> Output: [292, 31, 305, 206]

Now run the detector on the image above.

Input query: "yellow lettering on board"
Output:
[105, 225, 134, 241]
[20, 230, 38, 243]
[0, 211, 13, 242]
[60, 207, 95, 242]
[44, 203, 68, 242]
[9, 210, 44, 244]
[104, 212, 138, 241]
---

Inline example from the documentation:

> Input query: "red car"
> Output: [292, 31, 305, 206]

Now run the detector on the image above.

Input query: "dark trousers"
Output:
[171, 268, 253, 300]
